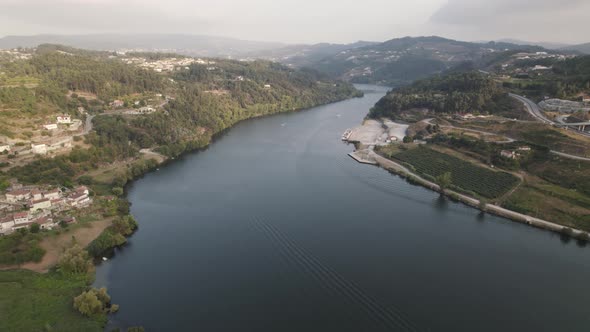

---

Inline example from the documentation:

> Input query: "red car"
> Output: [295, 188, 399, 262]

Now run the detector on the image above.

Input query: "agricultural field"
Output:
[392, 146, 519, 199]
[502, 178, 590, 232]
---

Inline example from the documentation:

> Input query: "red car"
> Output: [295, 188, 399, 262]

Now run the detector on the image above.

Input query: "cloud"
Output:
[0, 0, 211, 35]
[0, 0, 444, 43]
[429, 0, 590, 43]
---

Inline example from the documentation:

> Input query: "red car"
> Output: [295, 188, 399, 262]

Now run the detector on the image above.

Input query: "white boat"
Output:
[102, 257, 108, 261]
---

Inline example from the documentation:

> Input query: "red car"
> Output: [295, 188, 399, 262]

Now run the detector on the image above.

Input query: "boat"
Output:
[102, 257, 108, 261]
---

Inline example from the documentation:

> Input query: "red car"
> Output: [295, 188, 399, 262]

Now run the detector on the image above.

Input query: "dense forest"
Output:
[369, 72, 509, 118]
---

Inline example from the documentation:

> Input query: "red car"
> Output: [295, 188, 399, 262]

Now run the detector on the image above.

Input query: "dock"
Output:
[348, 150, 377, 165]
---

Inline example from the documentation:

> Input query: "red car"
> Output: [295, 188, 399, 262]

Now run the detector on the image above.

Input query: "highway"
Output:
[509, 93, 590, 138]
[509, 93, 554, 124]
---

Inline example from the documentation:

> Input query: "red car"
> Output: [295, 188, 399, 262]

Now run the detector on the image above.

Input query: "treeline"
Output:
[370, 72, 506, 118]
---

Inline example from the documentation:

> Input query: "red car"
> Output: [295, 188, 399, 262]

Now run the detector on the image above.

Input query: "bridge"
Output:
[555, 115, 590, 131]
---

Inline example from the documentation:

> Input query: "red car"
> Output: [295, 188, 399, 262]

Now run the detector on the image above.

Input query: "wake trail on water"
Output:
[251, 216, 420, 332]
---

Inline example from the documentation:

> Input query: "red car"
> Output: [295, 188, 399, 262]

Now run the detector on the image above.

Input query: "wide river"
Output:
[95, 85, 590, 331]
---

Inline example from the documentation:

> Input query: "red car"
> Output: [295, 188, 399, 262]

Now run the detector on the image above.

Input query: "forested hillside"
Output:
[369, 72, 510, 119]
[306, 36, 547, 86]
[0, 45, 360, 184]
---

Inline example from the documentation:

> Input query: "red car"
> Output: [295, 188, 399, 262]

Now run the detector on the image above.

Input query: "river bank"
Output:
[345, 120, 590, 242]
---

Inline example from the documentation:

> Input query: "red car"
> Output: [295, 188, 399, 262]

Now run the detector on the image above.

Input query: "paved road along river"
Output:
[95, 85, 590, 331]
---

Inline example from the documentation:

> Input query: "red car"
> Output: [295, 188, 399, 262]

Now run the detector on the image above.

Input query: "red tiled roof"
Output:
[6, 189, 30, 196]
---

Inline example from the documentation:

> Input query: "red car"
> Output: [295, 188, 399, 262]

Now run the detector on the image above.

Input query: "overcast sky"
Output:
[0, 0, 588, 44]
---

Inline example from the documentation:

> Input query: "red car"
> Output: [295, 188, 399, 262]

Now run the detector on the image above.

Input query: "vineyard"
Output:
[392, 147, 519, 199]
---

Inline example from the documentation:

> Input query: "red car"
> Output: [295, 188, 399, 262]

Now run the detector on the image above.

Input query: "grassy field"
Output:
[525, 155, 590, 197]
[392, 146, 519, 199]
[0, 270, 103, 332]
[503, 177, 590, 231]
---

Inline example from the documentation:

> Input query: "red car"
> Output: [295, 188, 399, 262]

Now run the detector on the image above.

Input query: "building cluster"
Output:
[0, 184, 91, 235]
[539, 99, 590, 114]
[122, 56, 209, 72]
[512, 52, 571, 61]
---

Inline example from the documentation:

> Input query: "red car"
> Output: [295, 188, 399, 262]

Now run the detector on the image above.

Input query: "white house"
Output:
[44, 189, 61, 200]
[75, 186, 89, 195]
[43, 123, 58, 130]
[501, 150, 516, 159]
[13, 212, 30, 225]
[0, 216, 15, 234]
[56, 115, 72, 124]
[69, 192, 90, 207]
[31, 189, 43, 200]
[29, 198, 51, 212]
[31, 144, 47, 155]
[5, 189, 31, 203]
[0, 145, 10, 153]
[264, 84, 271, 89]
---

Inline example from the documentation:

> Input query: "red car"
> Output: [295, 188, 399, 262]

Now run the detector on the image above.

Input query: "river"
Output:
[95, 85, 590, 331]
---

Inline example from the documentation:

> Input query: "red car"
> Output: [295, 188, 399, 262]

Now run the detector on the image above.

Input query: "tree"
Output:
[478, 198, 487, 213]
[112, 187, 124, 196]
[435, 172, 452, 193]
[58, 243, 93, 275]
[30, 223, 40, 233]
[403, 136, 413, 143]
[73, 287, 113, 317]
[73, 290, 103, 316]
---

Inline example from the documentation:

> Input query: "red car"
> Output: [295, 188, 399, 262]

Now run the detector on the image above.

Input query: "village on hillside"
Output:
[0, 181, 91, 235]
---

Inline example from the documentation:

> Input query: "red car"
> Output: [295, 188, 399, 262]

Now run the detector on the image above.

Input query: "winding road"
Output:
[509, 93, 590, 138]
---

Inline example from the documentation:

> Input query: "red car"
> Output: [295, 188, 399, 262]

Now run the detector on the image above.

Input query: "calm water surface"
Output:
[95, 85, 590, 331]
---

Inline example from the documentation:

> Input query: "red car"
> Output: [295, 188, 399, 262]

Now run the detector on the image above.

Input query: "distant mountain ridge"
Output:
[304, 36, 551, 86]
[495, 38, 572, 50]
[562, 42, 590, 54]
[245, 40, 379, 67]
[0, 34, 286, 58]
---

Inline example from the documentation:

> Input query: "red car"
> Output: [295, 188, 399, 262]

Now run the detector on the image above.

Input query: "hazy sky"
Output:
[0, 0, 588, 44]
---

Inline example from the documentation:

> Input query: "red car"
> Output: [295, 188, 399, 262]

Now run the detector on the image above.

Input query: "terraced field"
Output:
[393, 147, 519, 199]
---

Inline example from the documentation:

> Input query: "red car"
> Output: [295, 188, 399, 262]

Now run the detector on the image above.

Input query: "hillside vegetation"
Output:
[369, 72, 511, 119]
[307, 36, 546, 86]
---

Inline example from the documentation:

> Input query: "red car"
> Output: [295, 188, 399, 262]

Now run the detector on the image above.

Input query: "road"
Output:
[75, 114, 94, 136]
[509, 93, 554, 124]
[424, 118, 590, 162]
[510, 93, 590, 138]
